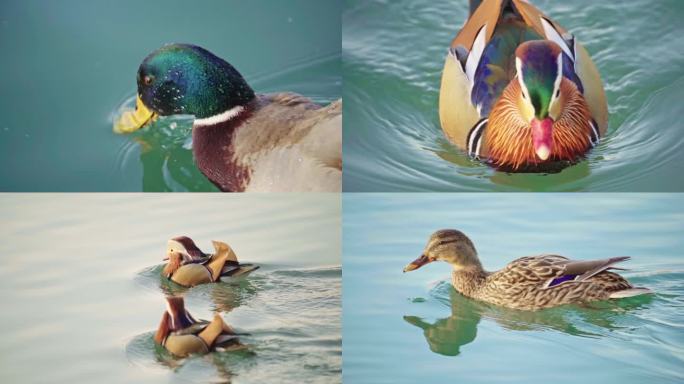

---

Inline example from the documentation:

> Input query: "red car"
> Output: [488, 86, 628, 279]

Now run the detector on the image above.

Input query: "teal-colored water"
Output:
[343, 0, 684, 191]
[343, 194, 684, 383]
[0, 194, 341, 383]
[0, 0, 341, 191]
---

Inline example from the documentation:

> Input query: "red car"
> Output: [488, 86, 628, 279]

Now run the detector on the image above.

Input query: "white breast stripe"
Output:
[588, 119, 600, 147]
[467, 118, 487, 157]
[540, 17, 574, 62]
[475, 135, 483, 157]
[465, 25, 487, 89]
[194, 106, 245, 127]
[515, 57, 529, 99]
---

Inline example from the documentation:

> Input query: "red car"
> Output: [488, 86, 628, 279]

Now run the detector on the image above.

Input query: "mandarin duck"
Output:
[439, 0, 608, 171]
[403, 230, 652, 310]
[154, 296, 244, 357]
[114, 44, 341, 192]
[163, 236, 259, 287]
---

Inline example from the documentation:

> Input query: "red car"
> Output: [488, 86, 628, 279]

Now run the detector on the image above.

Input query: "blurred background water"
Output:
[0, 0, 341, 191]
[343, 193, 684, 383]
[343, 0, 684, 191]
[0, 194, 341, 383]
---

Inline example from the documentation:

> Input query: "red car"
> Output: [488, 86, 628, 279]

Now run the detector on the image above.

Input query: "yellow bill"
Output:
[113, 95, 157, 134]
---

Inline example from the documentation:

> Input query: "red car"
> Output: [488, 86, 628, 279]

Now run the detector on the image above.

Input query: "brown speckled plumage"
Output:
[405, 229, 652, 311]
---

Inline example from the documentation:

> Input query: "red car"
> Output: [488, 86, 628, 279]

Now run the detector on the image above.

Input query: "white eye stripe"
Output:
[552, 53, 563, 102]
[515, 57, 531, 101]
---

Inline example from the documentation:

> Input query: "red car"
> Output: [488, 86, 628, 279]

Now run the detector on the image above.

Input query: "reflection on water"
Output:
[128, 262, 341, 381]
[135, 263, 259, 310]
[125, 330, 254, 383]
[404, 281, 655, 357]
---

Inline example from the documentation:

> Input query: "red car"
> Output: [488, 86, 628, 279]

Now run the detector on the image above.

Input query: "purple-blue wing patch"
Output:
[562, 52, 583, 93]
[548, 274, 578, 287]
[470, 36, 510, 117]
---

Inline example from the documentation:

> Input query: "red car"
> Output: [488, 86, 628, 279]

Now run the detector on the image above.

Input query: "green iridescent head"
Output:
[515, 40, 564, 120]
[137, 44, 255, 119]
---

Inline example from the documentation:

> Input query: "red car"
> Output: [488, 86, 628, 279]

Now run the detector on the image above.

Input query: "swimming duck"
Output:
[154, 296, 243, 357]
[403, 230, 652, 310]
[114, 44, 342, 192]
[166, 236, 210, 263]
[439, 0, 608, 171]
[163, 236, 259, 287]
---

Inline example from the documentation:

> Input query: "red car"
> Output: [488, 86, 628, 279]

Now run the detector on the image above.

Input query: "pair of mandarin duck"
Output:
[155, 236, 258, 357]
[440, 0, 608, 171]
[114, 44, 341, 192]
[404, 230, 652, 311]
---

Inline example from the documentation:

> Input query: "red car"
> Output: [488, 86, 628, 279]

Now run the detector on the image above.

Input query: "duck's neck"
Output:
[451, 266, 488, 298]
[191, 101, 256, 191]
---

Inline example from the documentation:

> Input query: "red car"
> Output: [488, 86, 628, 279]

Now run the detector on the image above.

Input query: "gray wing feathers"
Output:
[561, 256, 631, 281]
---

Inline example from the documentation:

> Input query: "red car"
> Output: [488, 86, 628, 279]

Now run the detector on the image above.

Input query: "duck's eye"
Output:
[143, 75, 154, 86]
[521, 92, 527, 100]
[555, 89, 560, 98]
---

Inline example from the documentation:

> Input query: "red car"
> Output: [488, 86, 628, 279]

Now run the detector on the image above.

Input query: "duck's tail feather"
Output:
[609, 287, 653, 299]
[564, 256, 632, 282]
[226, 264, 260, 278]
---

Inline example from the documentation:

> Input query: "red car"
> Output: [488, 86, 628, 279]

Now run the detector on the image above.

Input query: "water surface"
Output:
[343, 0, 684, 191]
[0, 194, 341, 383]
[0, 0, 341, 191]
[343, 193, 684, 383]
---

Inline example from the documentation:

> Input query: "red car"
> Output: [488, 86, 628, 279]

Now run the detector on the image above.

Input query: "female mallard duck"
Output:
[114, 44, 341, 192]
[403, 230, 651, 310]
[154, 296, 244, 357]
[163, 236, 259, 287]
[439, 0, 608, 171]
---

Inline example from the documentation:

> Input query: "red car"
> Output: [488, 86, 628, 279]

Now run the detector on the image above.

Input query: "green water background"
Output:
[343, 0, 684, 191]
[0, 194, 341, 383]
[0, 0, 341, 191]
[343, 193, 684, 383]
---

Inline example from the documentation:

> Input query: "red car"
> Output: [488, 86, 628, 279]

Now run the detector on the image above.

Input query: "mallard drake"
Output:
[439, 0, 608, 171]
[154, 296, 243, 357]
[403, 229, 652, 310]
[114, 44, 341, 192]
[163, 236, 259, 287]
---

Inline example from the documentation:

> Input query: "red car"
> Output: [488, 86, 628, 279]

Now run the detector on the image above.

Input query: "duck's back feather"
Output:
[236, 94, 342, 192]
[469, 255, 641, 310]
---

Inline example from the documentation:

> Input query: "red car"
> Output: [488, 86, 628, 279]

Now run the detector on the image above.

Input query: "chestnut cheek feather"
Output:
[486, 79, 593, 168]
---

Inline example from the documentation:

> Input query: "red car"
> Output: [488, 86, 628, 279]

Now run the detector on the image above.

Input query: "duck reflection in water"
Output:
[404, 282, 653, 357]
